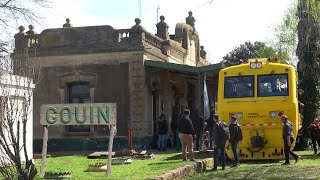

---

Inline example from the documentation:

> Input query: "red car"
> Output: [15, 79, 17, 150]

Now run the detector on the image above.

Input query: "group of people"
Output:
[156, 109, 243, 168]
[176, 110, 243, 168]
[210, 113, 243, 170]
[157, 108, 304, 169]
[157, 109, 205, 152]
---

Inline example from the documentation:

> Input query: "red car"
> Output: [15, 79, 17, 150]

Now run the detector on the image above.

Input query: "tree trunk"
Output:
[295, 0, 320, 150]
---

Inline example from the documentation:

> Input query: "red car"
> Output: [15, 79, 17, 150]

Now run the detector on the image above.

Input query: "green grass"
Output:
[33, 151, 212, 180]
[187, 151, 320, 180]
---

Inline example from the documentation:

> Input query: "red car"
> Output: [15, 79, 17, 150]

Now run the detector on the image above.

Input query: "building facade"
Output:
[13, 17, 221, 152]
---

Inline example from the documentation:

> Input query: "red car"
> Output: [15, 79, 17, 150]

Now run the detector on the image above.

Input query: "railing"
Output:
[116, 29, 130, 43]
[26, 34, 39, 46]
[15, 27, 165, 53]
[144, 31, 162, 49]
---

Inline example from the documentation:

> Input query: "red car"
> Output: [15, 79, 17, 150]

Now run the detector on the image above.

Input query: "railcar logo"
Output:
[246, 113, 266, 118]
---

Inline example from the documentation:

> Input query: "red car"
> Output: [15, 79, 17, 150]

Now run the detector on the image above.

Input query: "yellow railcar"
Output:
[218, 58, 301, 160]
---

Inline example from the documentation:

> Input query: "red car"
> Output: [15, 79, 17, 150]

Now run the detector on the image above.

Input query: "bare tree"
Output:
[0, 0, 50, 28]
[0, 37, 40, 179]
[0, 0, 50, 58]
[0, 1, 47, 179]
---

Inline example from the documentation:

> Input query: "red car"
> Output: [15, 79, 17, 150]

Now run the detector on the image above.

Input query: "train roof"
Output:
[220, 59, 296, 73]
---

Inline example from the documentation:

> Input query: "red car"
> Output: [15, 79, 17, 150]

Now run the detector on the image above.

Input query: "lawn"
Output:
[33, 151, 212, 180]
[187, 151, 320, 180]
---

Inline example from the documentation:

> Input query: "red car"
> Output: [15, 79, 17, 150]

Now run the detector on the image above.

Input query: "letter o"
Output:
[61, 106, 72, 124]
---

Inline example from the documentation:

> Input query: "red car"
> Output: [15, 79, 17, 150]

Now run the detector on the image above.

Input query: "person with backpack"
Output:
[229, 114, 242, 167]
[212, 114, 229, 171]
[281, 115, 301, 165]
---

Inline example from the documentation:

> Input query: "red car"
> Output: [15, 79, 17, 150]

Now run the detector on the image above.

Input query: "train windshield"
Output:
[224, 76, 254, 98]
[258, 74, 288, 97]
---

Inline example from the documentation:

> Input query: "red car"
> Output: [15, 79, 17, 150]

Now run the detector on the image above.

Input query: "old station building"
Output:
[13, 14, 221, 151]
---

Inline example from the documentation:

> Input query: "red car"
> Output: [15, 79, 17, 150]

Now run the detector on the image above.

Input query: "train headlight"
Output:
[236, 113, 243, 119]
[250, 63, 257, 69]
[256, 62, 262, 68]
[230, 112, 243, 119]
[270, 111, 277, 118]
[250, 62, 262, 69]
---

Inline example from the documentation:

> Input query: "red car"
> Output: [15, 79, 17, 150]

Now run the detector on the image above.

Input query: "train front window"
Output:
[224, 76, 254, 98]
[258, 74, 288, 97]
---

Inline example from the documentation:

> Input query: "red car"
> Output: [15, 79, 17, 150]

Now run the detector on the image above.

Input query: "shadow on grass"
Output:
[299, 154, 320, 160]
[164, 151, 213, 161]
[189, 152, 320, 180]
[147, 161, 185, 166]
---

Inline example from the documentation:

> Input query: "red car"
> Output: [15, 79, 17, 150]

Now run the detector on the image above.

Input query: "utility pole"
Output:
[156, 5, 160, 24]
[138, 0, 142, 19]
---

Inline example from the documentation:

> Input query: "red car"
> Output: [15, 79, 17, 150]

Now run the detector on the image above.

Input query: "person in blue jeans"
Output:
[229, 114, 242, 167]
[157, 114, 168, 151]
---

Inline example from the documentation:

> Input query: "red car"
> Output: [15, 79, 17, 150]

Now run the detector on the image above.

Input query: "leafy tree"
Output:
[273, 4, 299, 65]
[222, 41, 289, 67]
[222, 41, 266, 66]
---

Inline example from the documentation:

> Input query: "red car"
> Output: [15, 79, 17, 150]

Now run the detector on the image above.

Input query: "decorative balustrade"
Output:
[14, 27, 168, 54]
[26, 34, 39, 46]
[143, 31, 162, 49]
[116, 29, 131, 42]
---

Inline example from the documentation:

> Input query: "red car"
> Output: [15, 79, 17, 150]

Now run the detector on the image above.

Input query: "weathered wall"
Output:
[128, 60, 151, 138]
[33, 63, 130, 139]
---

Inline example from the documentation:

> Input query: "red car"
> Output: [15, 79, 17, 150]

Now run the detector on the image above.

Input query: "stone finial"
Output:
[26, 24, 36, 34]
[63, 18, 73, 28]
[14, 26, 28, 51]
[156, 15, 169, 40]
[130, 18, 145, 43]
[135, 18, 141, 26]
[200, 45, 207, 59]
[18, 25, 25, 33]
[131, 18, 144, 32]
[186, 11, 195, 28]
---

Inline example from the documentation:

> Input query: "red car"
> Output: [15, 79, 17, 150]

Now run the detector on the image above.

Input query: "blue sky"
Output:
[35, 0, 295, 64]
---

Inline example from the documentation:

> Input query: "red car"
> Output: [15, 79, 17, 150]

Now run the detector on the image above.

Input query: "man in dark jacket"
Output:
[212, 114, 228, 171]
[229, 114, 241, 167]
[178, 109, 196, 161]
[157, 114, 168, 151]
[281, 115, 300, 165]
